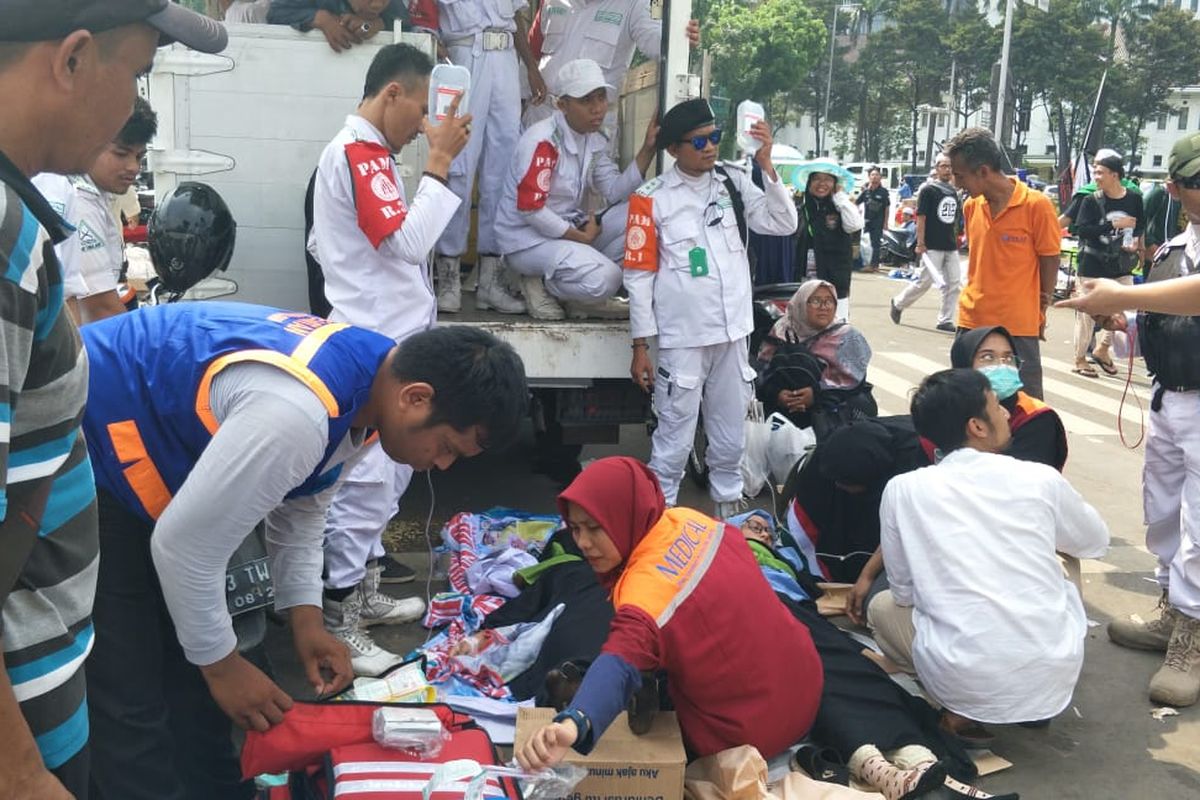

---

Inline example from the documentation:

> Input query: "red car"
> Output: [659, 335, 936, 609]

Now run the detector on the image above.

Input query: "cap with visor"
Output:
[0, 0, 227, 53]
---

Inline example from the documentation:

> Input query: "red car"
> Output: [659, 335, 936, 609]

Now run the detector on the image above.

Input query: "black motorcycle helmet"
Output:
[148, 182, 236, 293]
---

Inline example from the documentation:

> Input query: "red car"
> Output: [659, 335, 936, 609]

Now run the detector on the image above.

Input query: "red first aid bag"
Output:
[242, 702, 519, 800]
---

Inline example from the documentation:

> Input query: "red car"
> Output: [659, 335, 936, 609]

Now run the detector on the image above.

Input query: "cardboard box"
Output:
[514, 707, 686, 800]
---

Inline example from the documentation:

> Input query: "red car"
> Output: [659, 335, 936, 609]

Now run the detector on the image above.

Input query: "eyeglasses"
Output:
[976, 351, 1021, 367]
[684, 129, 722, 150]
[1174, 173, 1200, 190]
[743, 519, 769, 533]
[807, 297, 836, 308]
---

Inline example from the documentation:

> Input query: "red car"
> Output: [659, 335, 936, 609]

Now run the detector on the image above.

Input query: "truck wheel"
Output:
[686, 414, 710, 489]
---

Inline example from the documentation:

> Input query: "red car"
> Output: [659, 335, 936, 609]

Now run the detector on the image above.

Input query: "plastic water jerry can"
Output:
[429, 63, 471, 123]
[736, 100, 765, 154]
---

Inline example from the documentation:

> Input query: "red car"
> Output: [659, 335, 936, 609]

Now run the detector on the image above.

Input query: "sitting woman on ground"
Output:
[516, 457, 824, 771]
[756, 279, 877, 438]
[948, 325, 1067, 470]
[785, 416, 928, 584]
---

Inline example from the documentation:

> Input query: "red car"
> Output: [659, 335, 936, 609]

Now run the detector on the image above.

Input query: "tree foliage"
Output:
[703, 0, 826, 128]
[699, 0, 1200, 168]
[1105, 6, 1200, 163]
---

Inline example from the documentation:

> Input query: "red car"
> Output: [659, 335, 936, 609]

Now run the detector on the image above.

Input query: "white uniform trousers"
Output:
[438, 44, 522, 257]
[892, 249, 962, 326]
[323, 440, 414, 590]
[1143, 387, 1200, 618]
[649, 340, 755, 505]
[505, 201, 627, 302]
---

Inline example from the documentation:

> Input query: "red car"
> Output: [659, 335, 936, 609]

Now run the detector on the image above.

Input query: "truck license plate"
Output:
[226, 557, 273, 616]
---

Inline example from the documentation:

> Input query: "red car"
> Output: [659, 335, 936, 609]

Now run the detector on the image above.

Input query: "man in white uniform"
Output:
[497, 59, 654, 320]
[524, 0, 698, 135]
[410, 0, 545, 314]
[308, 43, 471, 675]
[1099, 133, 1200, 708]
[624, 99, 797, 516]
[33, 96, 157, 323]
[870, 368, 1109, 733]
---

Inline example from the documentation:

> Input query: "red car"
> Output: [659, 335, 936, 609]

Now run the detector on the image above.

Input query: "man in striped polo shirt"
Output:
[0, 3, 225, 797]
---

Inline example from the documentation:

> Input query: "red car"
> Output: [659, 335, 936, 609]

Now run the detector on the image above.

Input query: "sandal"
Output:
[1090, 355, 1119, 376]
[1072, 364, 1099, 378]
[792, 743, 850, 785]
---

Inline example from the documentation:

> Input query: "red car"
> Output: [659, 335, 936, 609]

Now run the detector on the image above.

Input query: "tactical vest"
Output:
[1139, 230, 1200, 397]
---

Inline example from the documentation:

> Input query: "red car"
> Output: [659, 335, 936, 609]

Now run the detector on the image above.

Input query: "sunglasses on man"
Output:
[682, 129, 722, 150]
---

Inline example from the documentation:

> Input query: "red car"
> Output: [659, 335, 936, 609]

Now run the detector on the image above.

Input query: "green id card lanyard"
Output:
[688, 246, 709, 277]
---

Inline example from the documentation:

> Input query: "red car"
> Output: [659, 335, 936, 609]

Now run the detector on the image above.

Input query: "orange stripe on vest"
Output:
[107, 420, 172, 520]
[623, 194, 658, 271]
[613, 507, 723, 626]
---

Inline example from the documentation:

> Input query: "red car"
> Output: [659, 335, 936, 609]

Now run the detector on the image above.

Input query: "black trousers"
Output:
[87, 491, 254, 800]
[782, 598, 975, 781]
[867, 223, 883, 266]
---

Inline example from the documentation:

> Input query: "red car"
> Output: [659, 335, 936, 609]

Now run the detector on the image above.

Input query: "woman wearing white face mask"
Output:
[948, 325, 1067, 470]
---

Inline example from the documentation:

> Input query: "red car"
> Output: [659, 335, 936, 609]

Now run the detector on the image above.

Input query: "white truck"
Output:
[147, 12, 694, 460]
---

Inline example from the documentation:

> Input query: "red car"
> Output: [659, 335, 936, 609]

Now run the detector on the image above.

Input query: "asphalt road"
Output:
[269, 269, 1199, 798]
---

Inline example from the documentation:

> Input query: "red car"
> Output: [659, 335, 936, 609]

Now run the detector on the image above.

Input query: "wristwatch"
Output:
[552, 707, 592, 748]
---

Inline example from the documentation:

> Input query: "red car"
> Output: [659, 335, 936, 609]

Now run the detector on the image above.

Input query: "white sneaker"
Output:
[435, 255, 461, 313]
[322, 592, 404, 677]
[359, 562, 425, 626]
[714, 497, 747, 520]
[563, 296, 630, 320]
[476, 255, 526, 314]
[520, 275, 565, 320]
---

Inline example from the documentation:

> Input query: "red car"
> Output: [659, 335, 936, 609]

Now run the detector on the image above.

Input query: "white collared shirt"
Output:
[623, 163, 798, 349]
[879, 447, 1110, 723]
[32, 172, 123, 299]
[495, 110, 642, 254]
[307, 115, 461, 341]
[536, 0, 661, 91]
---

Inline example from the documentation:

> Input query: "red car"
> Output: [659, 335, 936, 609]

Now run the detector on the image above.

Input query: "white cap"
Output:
[554, 59, 614, 99]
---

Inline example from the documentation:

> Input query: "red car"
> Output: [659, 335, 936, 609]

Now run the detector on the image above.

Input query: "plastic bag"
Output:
[421, 759, 587, 800]
[859, 230, 873, 268]
[371, 707, 451, 757]
[515, 763, 589, 800]
[764, 413, 815, 487]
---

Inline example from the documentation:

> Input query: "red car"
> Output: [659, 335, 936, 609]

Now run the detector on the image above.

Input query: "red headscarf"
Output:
[557, 456, 666, 587]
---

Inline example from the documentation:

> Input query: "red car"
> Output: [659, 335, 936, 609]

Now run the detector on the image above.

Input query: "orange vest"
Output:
[612, 507, 724, 626]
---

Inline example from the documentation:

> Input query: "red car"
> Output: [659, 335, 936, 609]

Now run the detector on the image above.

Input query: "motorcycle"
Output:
[879, 227, 917, 268]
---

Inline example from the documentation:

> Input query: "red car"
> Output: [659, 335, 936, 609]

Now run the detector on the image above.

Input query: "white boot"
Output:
[520, 275, 566, 320]
[323, 591, 404, 677]
[358, 561, 426, 626]
[435, 255, 461, 313]
[563, 296, 630, 320]
[476, 255, 526, 314]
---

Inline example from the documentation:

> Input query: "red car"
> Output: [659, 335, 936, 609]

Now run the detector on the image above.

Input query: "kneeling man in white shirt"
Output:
[871, 367, 1109, 733]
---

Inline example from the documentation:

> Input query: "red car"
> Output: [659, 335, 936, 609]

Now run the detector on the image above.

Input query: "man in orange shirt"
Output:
[946, 128, 1060, 399]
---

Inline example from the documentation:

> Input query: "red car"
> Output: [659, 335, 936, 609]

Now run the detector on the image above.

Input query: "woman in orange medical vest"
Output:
[516, 457, 823, 768]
